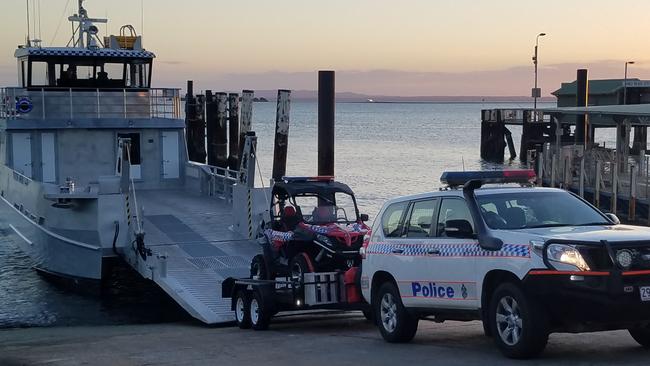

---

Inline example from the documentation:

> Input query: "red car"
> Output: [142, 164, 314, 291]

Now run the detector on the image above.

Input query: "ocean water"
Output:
[0, 101, 555, 328]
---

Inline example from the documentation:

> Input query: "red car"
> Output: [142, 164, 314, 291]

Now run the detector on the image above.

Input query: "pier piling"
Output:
[479, 110, 507, 163]
[228, 93, 240, 170]
[185, 80, 207, 163]
[575, 69, 589, 145]
[215, 92, 229, 168]
[318, 71, 336, 176]
[271, 90, 291, 182]
[239, 90, 254, 167]
[504, 127, 516, 161]
[205, 90, 216, 166]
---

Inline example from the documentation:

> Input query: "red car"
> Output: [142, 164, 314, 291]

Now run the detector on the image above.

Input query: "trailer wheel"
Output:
[250, 290, 271, 330]
[234, 290, 251, 329]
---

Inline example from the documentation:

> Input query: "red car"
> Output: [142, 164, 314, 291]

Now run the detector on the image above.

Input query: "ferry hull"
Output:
[0, 195, 103, 280]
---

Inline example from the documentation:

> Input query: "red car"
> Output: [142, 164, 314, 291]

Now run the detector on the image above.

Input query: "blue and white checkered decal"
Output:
[23, 48, 155, 59]
[367, 242, 530, 258]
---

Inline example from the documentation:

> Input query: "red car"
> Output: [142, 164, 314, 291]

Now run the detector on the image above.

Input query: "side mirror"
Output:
[605, 213, 620, 225]
[444, 219, 474, 238]
[360, 213, 369, 222]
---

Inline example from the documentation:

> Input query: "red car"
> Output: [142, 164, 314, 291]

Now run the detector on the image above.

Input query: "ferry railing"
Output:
[206, 165, 240, 203]
[0, 87, 181, 120]
[188, 161, 241, 203]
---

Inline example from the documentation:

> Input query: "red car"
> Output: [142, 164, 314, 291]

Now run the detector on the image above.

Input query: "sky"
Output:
[1, 0, 650, 96]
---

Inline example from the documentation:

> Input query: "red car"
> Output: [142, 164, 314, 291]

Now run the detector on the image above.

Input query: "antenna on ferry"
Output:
[25, 0, 31, 47]
[67, 0, 108, 49]
[141, 0, 144, 38]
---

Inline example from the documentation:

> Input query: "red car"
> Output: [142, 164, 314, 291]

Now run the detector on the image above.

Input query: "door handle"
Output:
[391, 247, 404, 254]
[427, 248, 441, 255]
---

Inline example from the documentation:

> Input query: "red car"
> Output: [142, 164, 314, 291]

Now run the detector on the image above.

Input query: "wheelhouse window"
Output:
[22, 57, 152, 89]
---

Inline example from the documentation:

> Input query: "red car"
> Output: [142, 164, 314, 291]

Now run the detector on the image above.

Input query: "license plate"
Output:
[641, 286, 650, 302]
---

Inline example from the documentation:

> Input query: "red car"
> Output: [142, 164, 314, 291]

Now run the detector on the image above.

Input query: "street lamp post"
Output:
[532, 32, 546, 122]
[624, 61, 635, 105]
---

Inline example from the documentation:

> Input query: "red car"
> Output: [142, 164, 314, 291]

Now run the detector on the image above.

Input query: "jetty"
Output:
[480, 69, 650, 225]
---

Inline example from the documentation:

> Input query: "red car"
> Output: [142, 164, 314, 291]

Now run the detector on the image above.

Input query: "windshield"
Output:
[293, 191, 358, 224]
[476, 191, 610, 230]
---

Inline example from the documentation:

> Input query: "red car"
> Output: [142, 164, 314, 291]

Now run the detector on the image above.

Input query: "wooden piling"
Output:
[318, 71, 336, 176]
[205, 90, 216, 166]
[227, 93, 240, 170]
[629, 165, 637, 222]
[632, 126, 647, 155]
[184, 80, 197, 162]
[563, 157, 571, 188]
[271, 90, 291, 182]
[504, 127, 517, 161]
[551, 157, 557, 188]
[612, 163, 618, 214]
[595, 160, 601, 208]
[185, 80, 207, 163]
[215, 93, 228, 168]
[579, 157, 585, 197]
[574, 69, 589, 145]
[624, 120, 631, 173]
[537, 153, 543, 186]
[239, 90, 254, 167]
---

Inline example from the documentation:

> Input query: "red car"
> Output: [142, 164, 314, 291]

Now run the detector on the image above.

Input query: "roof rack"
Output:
[440, 170, 536, 188]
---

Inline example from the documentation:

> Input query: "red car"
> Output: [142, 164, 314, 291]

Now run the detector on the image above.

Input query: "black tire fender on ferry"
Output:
[375, 281, 418, 343]
[629, 325, 650, 347]
[489, 282, 549, 359]
[234, 290, 251, 329]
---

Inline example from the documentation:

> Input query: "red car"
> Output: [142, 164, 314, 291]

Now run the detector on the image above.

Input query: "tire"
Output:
[374, 281, 418, 343]
[489, 282, 549, 359]
[289, 252, 314, 282]
[234, 290, 251, 329]
[629, 325, 650, 347]
[250, 290, 271, 330]
[251, 254, 271, 280]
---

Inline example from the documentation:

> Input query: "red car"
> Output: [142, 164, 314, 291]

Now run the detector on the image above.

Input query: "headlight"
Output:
[616, 249, 634, 269]
[546, 244, 590, 271]
[316, 234, 333, 246]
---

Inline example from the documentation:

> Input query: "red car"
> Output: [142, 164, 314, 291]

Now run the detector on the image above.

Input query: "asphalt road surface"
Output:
[1, 313, 649, 366]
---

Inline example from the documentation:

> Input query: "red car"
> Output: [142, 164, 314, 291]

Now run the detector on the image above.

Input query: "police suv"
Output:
[360, 170, 650, 358]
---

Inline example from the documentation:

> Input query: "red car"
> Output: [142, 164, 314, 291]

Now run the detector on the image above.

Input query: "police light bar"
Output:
[440, 170, 536, 187]
[281, 176, 335, 183]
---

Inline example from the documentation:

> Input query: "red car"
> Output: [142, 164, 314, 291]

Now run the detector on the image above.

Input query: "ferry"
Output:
[0, 1, 265, 323]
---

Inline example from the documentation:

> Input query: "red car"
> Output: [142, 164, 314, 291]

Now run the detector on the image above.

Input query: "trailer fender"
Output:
[222, 278, 236, 299]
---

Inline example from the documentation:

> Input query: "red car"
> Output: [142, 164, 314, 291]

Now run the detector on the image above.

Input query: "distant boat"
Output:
[367, 98, 375, 103]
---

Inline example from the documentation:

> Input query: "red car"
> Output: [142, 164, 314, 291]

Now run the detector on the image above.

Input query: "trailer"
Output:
[222, 268, 371, 330]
